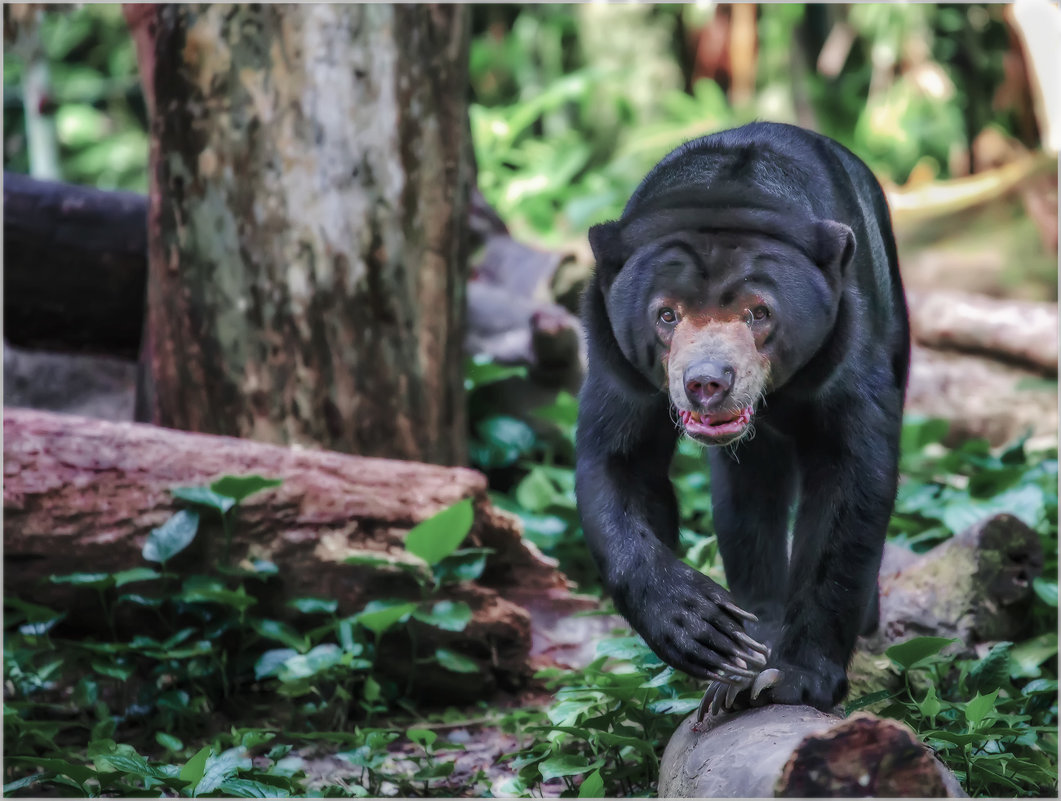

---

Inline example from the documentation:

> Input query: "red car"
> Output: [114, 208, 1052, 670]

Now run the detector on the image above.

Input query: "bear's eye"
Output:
[746, 305, 770, 324]
[658, 307, 678, 325]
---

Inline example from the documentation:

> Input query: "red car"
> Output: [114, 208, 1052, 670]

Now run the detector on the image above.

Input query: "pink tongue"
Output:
[705, 410, 740, 426]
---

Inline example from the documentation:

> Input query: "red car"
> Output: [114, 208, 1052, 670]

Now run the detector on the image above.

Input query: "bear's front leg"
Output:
[758, 416, 899, 712]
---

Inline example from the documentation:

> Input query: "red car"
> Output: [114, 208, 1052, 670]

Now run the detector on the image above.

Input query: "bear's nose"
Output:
[684, 361, 734, 410]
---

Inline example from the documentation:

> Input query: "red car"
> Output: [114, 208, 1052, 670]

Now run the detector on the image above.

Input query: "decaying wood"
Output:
[906, 344, 1057, 447]
[867, 513, 1044, 654]
[3, 172, 147, 358]
[3, 408, 594, 699]
[907, 290, 1058, 375]
[659, 707, 964, 798]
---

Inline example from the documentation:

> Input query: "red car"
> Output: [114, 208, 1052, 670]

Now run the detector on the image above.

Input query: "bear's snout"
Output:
[684, 361, 734, 410]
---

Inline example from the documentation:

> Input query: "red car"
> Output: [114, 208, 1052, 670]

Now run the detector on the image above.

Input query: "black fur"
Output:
[576, 122, 909, 711]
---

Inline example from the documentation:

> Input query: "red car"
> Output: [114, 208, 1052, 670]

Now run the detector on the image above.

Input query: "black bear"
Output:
[575, 122, 909, 715]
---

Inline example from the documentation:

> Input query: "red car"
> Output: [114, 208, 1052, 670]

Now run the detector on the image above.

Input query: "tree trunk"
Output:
[3, 408, 596, 699]
[136, 4, 471, 464]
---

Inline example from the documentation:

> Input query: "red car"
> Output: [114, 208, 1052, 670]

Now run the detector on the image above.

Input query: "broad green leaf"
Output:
[196, 748, 250, 795]
[210, 475, 283, 503]
[968, 641, 1013, 693]
[255, 649, 298, 680]
[96, 752, 157, 778]
[179, 745, 211, 788]
[885, 636, 956, 669]
[142, 510, 199, 564]
[287, 597, 339, 615]
[354, 601, 417, 636]
[435, 648, 479, 674]
[218, 778, 291, 798]
[3, 773, 45, 795]
[407, 728, 438, 749]
[464, 356, 527, 390]
[1011, 633, 1057, 677]
[965, 689, 1000, 727]
[404, 499, 475, 565]
[647, 697, 701, 715]
[538, 754, 604, 781]
[171, 486, 236, 514]
[917, 684, 942, 721]
[845, 689, 895, 714]
[156, 732, 183, 752]
[112, 567, 161, 587]
[363, 675, 381, 702]
[579, 769, 605, 798]
[278, 644, 343, 681]
[5, 757, 95, 784]
[49, 572, 113, 589]
[1032, 577, 1058, 607]
[251, 619, 309, 653]
[433, 548, 491, 584]
[516, 468, 560, 512]
[412, 600, 473, 632]
[91, 660, 134, 681]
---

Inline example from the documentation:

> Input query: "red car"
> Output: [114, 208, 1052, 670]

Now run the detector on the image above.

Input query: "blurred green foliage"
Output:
[4, 4, 1030, 231]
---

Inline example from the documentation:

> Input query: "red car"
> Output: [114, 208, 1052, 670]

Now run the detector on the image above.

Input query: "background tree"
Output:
[129, 4, 471, 465]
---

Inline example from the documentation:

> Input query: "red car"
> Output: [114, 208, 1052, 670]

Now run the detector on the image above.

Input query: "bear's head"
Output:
[589, 198, 855, 446]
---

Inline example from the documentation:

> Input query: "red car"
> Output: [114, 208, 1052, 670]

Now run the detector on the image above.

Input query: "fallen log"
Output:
[867, 513, 1045, 654]
[906, 344, 1057, 448]
[659, 707, 965, 797]
[3, 172, 148, 357]
[907, 289, 1058, 375]
[3, 408, 593, 699]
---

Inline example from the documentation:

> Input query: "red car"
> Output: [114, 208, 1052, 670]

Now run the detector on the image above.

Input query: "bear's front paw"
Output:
[752, 660, 848, 712]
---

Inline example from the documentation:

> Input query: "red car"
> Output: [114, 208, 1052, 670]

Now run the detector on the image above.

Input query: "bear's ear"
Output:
[588, 220, 626, 291]
[814, 220, 856, 285]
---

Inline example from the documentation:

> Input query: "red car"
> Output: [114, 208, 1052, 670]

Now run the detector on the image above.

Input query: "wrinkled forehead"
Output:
[627, 230, 789, 300]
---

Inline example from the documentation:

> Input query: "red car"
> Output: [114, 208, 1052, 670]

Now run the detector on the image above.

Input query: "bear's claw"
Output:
[696, 666, 783, 721]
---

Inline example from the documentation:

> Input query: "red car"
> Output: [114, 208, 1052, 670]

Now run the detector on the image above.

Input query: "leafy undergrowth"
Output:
[6, 389, 1057, 796]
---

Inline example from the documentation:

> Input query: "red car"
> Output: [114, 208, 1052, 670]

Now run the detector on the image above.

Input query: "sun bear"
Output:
[575, 122, 909, 715]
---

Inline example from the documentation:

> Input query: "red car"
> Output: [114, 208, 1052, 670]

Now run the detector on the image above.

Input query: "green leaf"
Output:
[255, 649, 298, 680]
[433, 548, 491, 584]
[516, 468, 560, 512]
[464, 356, 527, 390]
[277, 644, 343, 681]
[404, 499, 475, 566]
[287, 597, 339, 615]
[845, 689, 895, 714]
[49, 572, 113, 589]
[142, 510, 200, 564]
[968, 641, 1013, 693]
[171, 486, 236, 514]
[179, 745, 211, 789]
[435, 648, 479, 674]
[538, 754, 604, 781]
[412, 600, 473, 632]
[251, 619, 309, 653]
[112, 567, 161, 587]
[197, 748, 250, 795]
[3, 773, 45, 795]
[1011, 633, 1058, 677]
[218, 778, 291, 798]
[6, 757, 95, 785]
[209, 475, 283, 504]
[156, 732, 184, 752]
[965, 690, 1000, 727]
[885, 636, 956, 669]
[354, 601, 418, 636]
[1032, 577, 1058, 607]
[363, 675, 381, 702]
[407, 728, 438, 749]
[579, 769, 605, 797]
[917, 684, 942, 721]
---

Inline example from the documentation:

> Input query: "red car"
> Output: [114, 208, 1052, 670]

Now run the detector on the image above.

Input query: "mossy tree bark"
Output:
[137, 5, 471, 464]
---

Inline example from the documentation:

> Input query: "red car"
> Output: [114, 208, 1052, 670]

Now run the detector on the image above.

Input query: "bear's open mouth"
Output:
[678, 406, 753, 443]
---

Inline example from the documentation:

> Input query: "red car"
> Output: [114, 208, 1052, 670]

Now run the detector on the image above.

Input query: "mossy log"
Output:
[3, 408, 595, 700]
